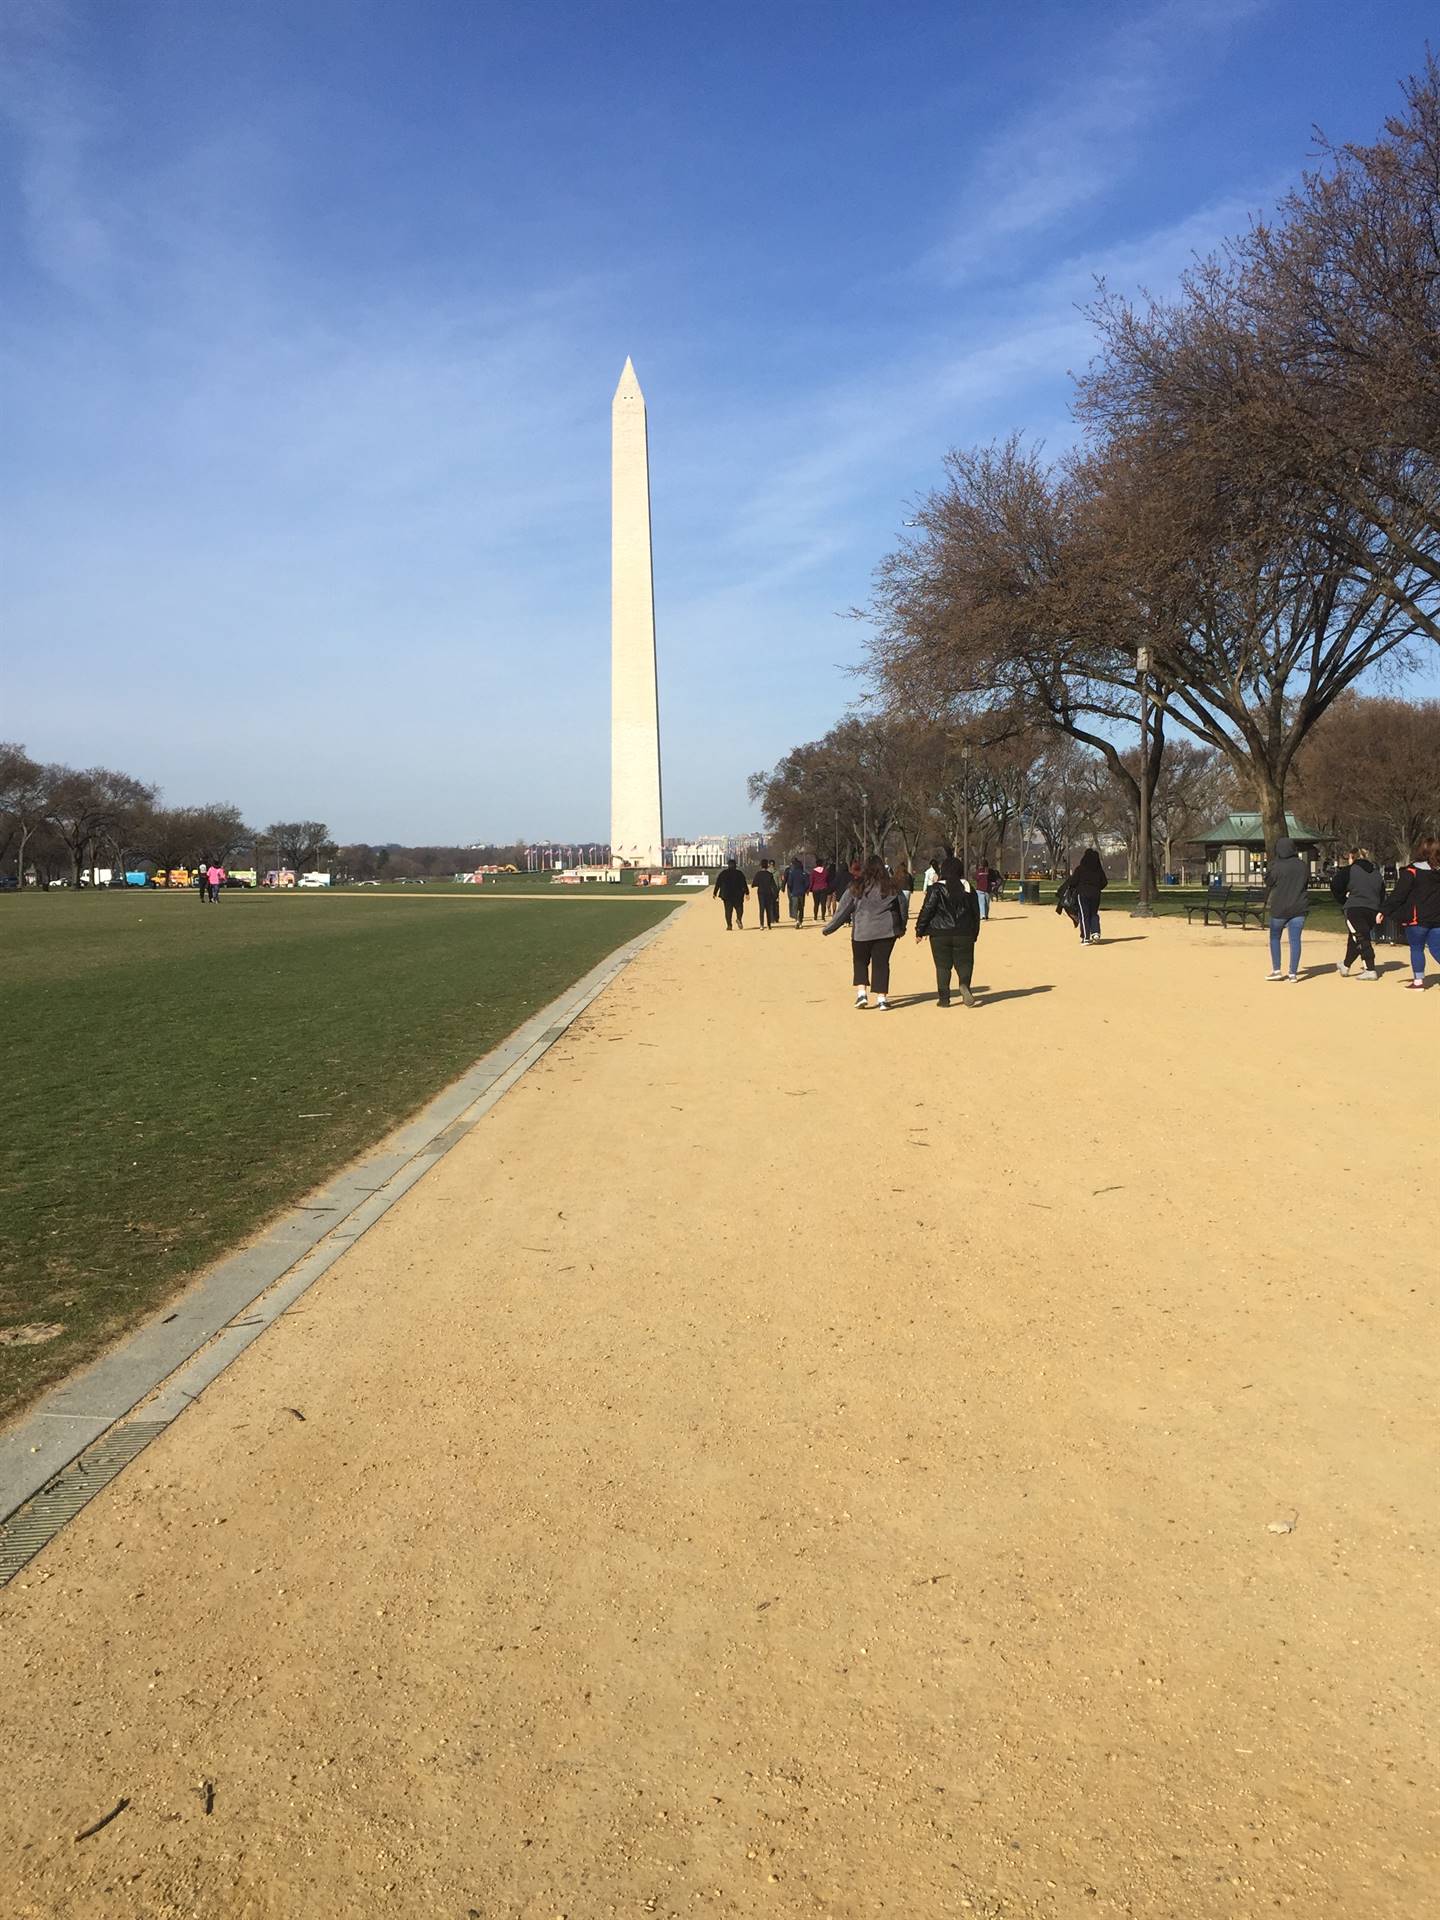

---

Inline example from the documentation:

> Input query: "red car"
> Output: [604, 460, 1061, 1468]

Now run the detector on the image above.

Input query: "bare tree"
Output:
[46, 766, 157, 886]
[0, 744, 52, 884]
[1291, 694, 1440, 856]
[266, 821, 333, 872]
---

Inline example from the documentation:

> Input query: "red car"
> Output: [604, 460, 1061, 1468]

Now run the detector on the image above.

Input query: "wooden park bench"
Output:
[1185, 886, 1267, 929]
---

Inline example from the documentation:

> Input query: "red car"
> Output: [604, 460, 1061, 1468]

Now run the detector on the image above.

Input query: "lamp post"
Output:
[861, 792, 869, 857]
[1132, 646, 1154, 918]
[961, 741, 973, 871]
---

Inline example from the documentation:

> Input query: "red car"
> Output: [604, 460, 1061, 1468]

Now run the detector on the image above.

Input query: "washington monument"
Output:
[610, 357, 664, 869]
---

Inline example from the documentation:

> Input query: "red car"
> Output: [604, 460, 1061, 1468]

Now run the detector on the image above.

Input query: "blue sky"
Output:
[3, 0, 1436, 842]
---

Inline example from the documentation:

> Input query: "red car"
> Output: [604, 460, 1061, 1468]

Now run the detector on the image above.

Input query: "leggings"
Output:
[852, 937, 895, 993]
[1343, 915, 1376, 972]
[929, 929, 975, 1000]
[812, 891, 827, 919]
[1406, 926, 1440, 976]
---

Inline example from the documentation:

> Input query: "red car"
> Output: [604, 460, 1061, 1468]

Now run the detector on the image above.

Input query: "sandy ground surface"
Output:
[2, 898, 1436, 1920]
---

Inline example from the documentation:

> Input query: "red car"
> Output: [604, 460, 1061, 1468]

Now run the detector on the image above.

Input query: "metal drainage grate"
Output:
[0, 1421, 169, 1589]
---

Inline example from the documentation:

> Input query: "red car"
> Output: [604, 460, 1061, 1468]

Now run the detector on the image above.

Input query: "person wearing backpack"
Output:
[822, 854, 908, 1010]
[914, 856, 981, 1007]
[1385, 839, 1440, 990]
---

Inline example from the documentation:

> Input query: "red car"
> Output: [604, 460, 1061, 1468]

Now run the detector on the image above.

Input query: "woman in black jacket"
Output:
[1386, 840, 1440, 989]
[1071, 848, 1107, 944]
[914, 857, 981, 1007]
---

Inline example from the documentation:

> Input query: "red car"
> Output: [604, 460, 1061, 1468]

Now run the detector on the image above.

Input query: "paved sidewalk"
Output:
[2, 901, 1435, 1918]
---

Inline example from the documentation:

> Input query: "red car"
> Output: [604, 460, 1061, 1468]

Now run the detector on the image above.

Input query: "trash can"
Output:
[1020, 880, 1041, 905]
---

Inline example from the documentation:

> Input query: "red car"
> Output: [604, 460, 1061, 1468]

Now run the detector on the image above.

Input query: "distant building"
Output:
[1192, 811, 1329, 884]
[665, 834, 768, 870]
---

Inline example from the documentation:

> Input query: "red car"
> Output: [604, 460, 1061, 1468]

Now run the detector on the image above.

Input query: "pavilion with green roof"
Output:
[1193, 812, 1329, 885]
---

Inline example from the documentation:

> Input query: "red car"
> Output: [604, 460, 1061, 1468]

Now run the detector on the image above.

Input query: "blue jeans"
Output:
[976, 890, 989, 920]
[1406, 926, 1440, 976]
[1269, 915, 1303, 974]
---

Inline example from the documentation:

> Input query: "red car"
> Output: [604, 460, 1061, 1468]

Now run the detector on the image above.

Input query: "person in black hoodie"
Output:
[751, 859, 780, 930]
[914, 856, 981, 1006]
[1071, 848, 1107, 944]
[1386, 838, 1440, 990]
[1264, 834, 1311, 980]
[712, 857, 749, 931]
[1331, 847, 1386, 979]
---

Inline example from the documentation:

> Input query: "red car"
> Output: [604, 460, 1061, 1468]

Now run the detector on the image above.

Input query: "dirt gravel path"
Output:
[2, 899, 1435, 1919]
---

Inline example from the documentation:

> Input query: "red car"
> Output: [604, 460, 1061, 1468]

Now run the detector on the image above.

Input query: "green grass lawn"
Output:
[1030, 884, 1351, 934]
[0, 890, 678, 1421]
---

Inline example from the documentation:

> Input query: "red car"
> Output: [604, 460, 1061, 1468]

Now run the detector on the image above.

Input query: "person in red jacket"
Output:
[808, 859, 829, 921]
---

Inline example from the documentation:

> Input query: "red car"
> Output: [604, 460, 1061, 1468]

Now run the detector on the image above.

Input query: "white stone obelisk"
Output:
[610, 357, 664, 869]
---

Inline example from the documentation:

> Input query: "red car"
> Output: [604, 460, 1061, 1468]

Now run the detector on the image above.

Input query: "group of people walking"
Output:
[715, 848, 992, 1010]
[1266, 837, 1440, 988]
[195, 863, 226, 903]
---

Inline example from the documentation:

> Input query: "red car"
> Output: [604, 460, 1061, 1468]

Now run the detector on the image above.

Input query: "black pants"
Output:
[929, 929, 975, 1001]
[852, 936, 895, 993]
[757, 892, 777, 927]
[721, 898, 744, 928]
[1344, 914, 1376, 971]
[811, 891, 826, 919]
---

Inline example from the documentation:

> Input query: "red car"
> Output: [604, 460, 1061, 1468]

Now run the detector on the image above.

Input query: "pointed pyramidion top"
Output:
[614, 356, 644, 403]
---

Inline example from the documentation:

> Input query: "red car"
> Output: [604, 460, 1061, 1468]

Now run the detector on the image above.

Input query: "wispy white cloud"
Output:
[0, 0, 121, 294]
[924, 0, 1270, 283]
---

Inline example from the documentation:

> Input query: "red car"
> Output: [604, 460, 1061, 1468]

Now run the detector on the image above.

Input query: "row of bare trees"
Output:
[862, 57, 1440, 884]
[0, 743, 336, 886]
[749, 713, 1232, 877]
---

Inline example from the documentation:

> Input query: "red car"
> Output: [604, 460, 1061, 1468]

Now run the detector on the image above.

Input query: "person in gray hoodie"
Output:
[1264, 835, 1311, 980]
[822, 853, 908, 1009]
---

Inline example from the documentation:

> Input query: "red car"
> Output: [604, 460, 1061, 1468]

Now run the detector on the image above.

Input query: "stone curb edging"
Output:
[0, 908, 681, 1560]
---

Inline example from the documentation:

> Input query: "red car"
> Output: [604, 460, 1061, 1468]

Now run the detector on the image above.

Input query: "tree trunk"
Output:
[1253, 774, 1287, 854]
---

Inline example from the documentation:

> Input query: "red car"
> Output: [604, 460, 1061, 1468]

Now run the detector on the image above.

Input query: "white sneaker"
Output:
[855, 990, 868, 1008]
[876, 996, 889, 1011]
[1337, 963, 1350, 976]
[1358, 969, 1378, 981]
[1266, 970, 1283, 981]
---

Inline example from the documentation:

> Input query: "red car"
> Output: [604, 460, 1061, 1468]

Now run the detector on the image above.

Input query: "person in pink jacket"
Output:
[206, 863, 224, 903]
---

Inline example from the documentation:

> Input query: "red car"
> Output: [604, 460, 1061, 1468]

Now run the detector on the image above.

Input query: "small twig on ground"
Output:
[75, 1798, 129, 1842]
[198, 1780, 215, 1815]
[1092, 1184, 1125, 1196]
[282, 1407, 306, 1421]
